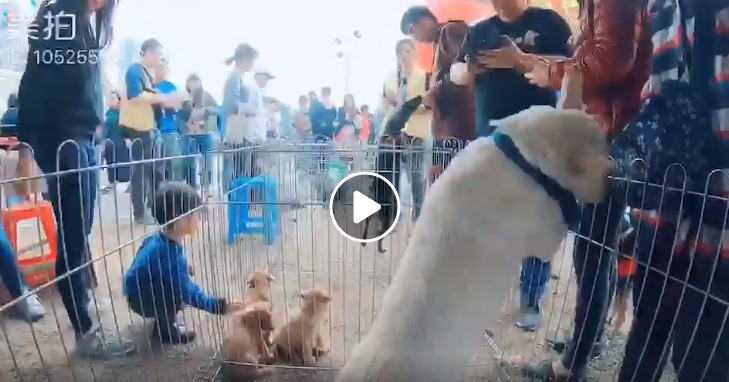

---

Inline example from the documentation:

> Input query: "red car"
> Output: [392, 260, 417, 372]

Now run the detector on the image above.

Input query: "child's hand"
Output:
[226, 300, 247, 314]
[187, 262, 195, 276]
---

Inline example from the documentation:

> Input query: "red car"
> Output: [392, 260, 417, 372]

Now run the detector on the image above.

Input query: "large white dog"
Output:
[335, 106, 611, 382]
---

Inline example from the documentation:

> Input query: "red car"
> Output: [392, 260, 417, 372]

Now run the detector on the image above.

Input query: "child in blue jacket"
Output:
[124, 182, 234, 344]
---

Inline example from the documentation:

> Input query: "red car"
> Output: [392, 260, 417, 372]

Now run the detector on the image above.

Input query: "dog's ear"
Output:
[266, 273, 276, 282]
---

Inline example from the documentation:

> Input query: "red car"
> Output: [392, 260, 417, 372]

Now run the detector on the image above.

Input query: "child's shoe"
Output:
[153, 322, 196, 344]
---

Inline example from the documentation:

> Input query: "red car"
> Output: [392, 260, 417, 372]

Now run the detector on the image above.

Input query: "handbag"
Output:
[610, 0, 720, 215]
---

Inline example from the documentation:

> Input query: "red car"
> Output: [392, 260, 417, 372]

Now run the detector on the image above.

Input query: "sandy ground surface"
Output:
[0, 161, 671, 382]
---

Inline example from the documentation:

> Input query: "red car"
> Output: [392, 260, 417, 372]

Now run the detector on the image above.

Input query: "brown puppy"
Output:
[272, 288, 331, 366]
[244, 270, 276, 346]
[244, 270, 276, 305]
[222, 302, 277, 381]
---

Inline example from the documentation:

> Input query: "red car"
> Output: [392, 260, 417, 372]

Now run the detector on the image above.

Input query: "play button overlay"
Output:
[353, 191, 381, 224]
[329, 172, 401, 243]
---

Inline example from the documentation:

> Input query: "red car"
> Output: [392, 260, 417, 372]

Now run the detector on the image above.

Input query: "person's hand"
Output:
[423, 87, 438, 108]
[477, 36, 524, 69]
[226, 300, 247, 314]
[176, 90, 190, 102]
[523, 59, 551, 88]
[190, 108, 205, 120]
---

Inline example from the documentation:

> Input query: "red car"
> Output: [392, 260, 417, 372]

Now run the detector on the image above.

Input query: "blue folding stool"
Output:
[227, 176, 280, 245]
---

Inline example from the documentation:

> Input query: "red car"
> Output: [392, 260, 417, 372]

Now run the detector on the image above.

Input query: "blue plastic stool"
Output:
[227, 176, 280, 245]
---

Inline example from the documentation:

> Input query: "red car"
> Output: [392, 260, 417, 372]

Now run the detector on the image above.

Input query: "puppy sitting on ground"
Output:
[244, 270, 276, 346]
[272, 288, 332, 366]
[222, 301, 277, 381]
[244, 270, 276, 305]
[335, 106, 612, 382]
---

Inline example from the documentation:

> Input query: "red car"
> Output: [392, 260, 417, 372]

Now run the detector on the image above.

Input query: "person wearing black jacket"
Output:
[16, 0, 134, 358]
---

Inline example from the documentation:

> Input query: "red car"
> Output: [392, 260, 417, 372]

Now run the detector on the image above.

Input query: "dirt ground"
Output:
[0, 167, 664, 382]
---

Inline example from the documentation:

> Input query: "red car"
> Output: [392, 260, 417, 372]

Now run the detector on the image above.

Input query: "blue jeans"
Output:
[0, 211, 26, 299]
[181, 134, 214, 188]
[32, 138, 97, 335]
[520, 257, 551, 312]
[160, 131, 183, 181]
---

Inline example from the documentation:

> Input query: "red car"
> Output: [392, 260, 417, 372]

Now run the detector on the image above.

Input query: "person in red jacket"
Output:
[484, 0, 652, 380]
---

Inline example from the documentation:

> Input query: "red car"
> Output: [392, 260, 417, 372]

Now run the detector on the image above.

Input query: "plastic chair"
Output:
[2, 201, 58, 287]
[227, 176, 280, 245]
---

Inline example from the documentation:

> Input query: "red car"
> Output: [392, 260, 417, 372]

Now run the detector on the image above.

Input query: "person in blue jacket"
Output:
[124, 182, 239, 344]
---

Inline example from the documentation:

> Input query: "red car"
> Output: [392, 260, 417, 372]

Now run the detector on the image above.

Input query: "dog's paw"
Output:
[313, 347, 330, 357]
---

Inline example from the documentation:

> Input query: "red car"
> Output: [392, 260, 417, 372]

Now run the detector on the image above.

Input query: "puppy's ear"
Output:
[266, 273, 276, 282]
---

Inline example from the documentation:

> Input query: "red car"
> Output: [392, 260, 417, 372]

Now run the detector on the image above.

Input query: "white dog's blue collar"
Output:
[493, 132, 580, 226]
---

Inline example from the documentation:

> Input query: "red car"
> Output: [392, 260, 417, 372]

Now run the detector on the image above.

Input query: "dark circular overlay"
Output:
[329, 172, 400, 243]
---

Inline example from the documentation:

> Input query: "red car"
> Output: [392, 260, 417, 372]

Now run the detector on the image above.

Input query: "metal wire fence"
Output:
[0, 134, 724, 382]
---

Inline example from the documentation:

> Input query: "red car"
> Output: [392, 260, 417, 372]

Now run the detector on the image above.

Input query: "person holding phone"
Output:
[457, 0, 573, 333]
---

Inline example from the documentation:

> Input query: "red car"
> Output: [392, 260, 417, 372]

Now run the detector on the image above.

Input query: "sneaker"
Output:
[152, 322, 196, 344]
[515, 309, 541, 332]
[76, 325, 135, 359]
[15, 293, 45, 323]
[134, 214, 158, 226]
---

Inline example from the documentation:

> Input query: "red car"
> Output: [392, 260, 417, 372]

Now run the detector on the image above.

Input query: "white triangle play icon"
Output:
[352, 191, 381, 224]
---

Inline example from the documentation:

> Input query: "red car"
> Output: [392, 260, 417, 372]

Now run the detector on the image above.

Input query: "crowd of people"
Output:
[0, 0, 726, 380]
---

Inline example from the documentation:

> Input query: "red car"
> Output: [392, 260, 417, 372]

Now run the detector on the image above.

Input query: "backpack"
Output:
[610, 0, 721, 216]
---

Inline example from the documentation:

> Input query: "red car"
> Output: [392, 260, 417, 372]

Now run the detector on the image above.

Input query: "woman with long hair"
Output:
[382, 38, 431, 233]
[179, 74, 218, 196]
[221, 43, 258, 190]
[16, 0, 134, 357]
[479, 0, 651, 379]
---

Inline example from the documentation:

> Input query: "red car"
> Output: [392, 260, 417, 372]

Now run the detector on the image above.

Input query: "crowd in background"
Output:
[0, 0, 726, 380]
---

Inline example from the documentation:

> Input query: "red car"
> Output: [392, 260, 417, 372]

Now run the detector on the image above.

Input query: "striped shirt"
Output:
[630, 0, 729, 261]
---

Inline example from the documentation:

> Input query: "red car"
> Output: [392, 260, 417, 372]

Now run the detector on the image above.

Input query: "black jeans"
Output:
[119, 127, 163, 219]
[562, 192, 622, 373]
[127, 289, 183, 333]
[618, 228, 729, 382]
[102, 137, 130, 183]
[32, 137, 97, 335]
